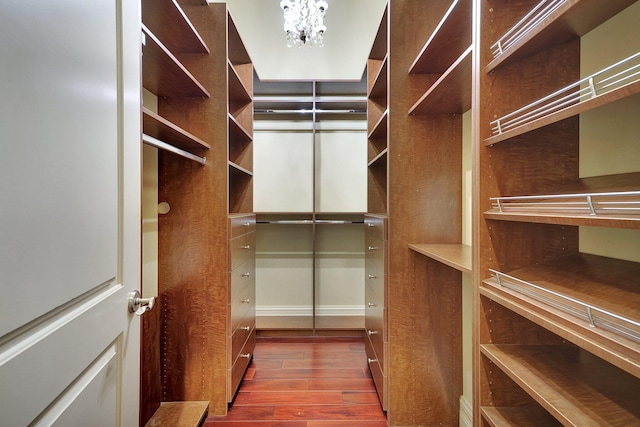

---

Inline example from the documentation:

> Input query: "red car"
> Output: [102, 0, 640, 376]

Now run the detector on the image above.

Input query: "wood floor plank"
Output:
[250, 359, 285, 369]
[341, 391, 382, 405]
[273, 404, 387, 421]
[282, 358, 367, 369]
[308, 422, 389, 427]
[302, 350, 366, 360]
[239, 379, 310, 392]
[309, 378, 376, 391]
[239, 391, 345, 406]
[253, 368, 368, 380]
[205, 337, 386, 426]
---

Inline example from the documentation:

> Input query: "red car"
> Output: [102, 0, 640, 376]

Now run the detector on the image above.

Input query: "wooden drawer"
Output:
[229, 214, 256, 239]
[230, 280, 255, 334]
[231, 318, 255, 363]
[365, 283, 386, 369]
[228, 327, 256, 402]
[365, 252, 386, 305]
[365, 233, 386, 275]
[365, 331, 387, 411]
[229, 231, 255, 271]
[365, 231, 386, 314]
[229, 257, 254, 297]
[364, 214, 387, 240]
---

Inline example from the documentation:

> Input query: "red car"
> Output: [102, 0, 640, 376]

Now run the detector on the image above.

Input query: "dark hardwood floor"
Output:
[204, 336, 388, 426]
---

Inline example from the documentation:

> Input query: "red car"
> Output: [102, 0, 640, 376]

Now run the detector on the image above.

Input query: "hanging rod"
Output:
[257, 219, 364, 225]
[142, 134, 206, 165]
[254, 109, 366, 115]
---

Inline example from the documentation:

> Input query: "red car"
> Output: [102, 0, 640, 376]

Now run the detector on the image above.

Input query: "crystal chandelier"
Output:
[280, 0, 328, 48]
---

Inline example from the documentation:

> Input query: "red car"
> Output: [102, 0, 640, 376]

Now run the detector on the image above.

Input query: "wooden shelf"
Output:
[408, 243, 471, 274]
[229, 161, 253, 177]
[368, 149, 388, 169]
[228, 114, 252, 173]
[368, 110, 388, 141]
[368, 55, 388, 102]
[484, 172, 640, 229]
[143, 107, 210, 153]
[481, 406, 562, 427]
[229, 114, 252, 144]
[482, 253, 640, 373]
[485, 81, 640, 146]
[409, 46, 472, 115]
[141, 25, 209, 99]
[409, 0, 472, 74]
[486, 0, 638, 73]
[481, 344, 640, 426]
[142, 0, 209, 54]
[228, 61, 252, 105]
[227, 14, 251, 66]
[369, 6, 388, 61]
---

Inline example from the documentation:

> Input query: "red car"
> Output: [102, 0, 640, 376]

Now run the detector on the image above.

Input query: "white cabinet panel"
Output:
[254, 130, 314, 212]
[315, 131, 367, 213]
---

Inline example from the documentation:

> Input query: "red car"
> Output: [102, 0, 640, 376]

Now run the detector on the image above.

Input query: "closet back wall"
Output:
[254, 119, 367, 330]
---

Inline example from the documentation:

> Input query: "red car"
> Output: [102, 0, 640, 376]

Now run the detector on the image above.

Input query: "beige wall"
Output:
[579, 3, 640, 263]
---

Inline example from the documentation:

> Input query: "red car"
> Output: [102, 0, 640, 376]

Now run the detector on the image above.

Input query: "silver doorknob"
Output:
[128, 290, 155, 316]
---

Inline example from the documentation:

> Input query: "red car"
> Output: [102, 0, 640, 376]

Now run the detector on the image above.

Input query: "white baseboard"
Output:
[459, 395, 473, 427]
[256, 305, 364, 317]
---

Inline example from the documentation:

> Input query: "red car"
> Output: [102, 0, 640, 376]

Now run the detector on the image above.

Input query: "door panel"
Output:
[0, 1, 141, 425]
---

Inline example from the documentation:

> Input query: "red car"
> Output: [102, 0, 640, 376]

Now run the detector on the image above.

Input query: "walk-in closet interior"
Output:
[138, 0, 640, 426]
[253, 78, 368, 333]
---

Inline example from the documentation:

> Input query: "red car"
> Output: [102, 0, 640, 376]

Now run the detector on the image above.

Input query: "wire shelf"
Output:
[490, 0, 565, 59]
[490, 51, 640, 136]
[490, 190, 640, 216]
[489, 269, 640, 344]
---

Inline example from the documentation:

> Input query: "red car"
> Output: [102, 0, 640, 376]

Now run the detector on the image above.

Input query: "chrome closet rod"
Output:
[257, 220, 363, 225]
[142, 134, 206, 165]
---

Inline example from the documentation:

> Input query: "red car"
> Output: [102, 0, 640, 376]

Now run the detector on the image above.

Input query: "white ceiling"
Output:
[211, 0, 387, 81]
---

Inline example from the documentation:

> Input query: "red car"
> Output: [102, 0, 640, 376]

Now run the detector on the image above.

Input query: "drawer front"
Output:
[230, 281, 255, 334]
[365, 283, 385, 369]
[229, 231, 255, 271]
[365, 332, 387, 411]
[365, 234, 386, 303]
[230, 257, 255, 298]
[228, 327, 256, 402]
[364, 214, 387, 239]
[365, 233, 385, 271]
[229, 214, 256, 239]
[231, 318, 255, 363]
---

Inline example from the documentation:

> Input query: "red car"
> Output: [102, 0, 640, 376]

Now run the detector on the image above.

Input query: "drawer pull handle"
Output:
[242, 298, 251, 304]
[367, 329, 378, 336]
[368, 246, 378, 251]
[368, 357, 378, 364]
[367, 223, 374, 228]
[242, 272, 251, 277]
[240, 326, 251, 331]
[242, 245, 251, 250]
[244, 222, 251, 227]
[240, 353, 251, 358]
[367, 302, 376, 308]
[368, 274, 377, 279]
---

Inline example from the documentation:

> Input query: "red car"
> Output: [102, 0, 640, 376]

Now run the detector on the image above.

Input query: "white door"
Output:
[0, 1, 142, 426]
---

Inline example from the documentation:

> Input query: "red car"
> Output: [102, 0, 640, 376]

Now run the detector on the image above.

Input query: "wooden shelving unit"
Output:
[140, 0, 254, 423]
[476, 1, 640, 425]
[408, 244, 472, 275]
[366, 1, 472, 425]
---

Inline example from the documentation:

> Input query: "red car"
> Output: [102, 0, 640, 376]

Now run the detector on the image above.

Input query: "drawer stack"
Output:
[364, 214, 388, 410]
[227, 214, 256, 401]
